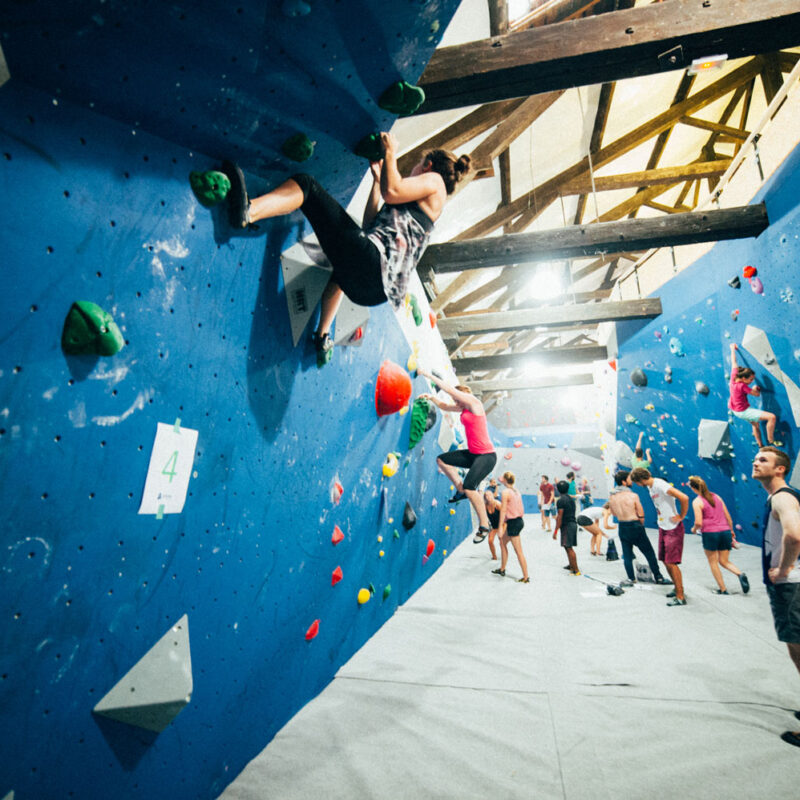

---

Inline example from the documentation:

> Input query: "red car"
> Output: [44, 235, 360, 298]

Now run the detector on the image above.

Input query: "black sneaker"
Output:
[654, 576, 673, 585]
[491, 567, 505, 576]
[448, 491, 466, 503]
[666, 597, 687, 606]
[221, 160, 250, 229]
[739, 573, 750, 594]
[666, 590, 676, 598]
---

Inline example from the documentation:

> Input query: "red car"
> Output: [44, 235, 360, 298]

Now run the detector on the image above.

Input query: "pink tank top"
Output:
[700, 493, 729, 532]
[460, 408, 494, 454]
[504, 488, 524, 519]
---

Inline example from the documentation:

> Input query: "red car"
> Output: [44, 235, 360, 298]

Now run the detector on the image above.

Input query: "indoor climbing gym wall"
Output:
[0, 2, 464, 798]
[615, 141, 800, 541]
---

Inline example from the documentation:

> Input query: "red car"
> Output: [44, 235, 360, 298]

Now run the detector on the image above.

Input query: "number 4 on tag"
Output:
[162, 451, 179, 483]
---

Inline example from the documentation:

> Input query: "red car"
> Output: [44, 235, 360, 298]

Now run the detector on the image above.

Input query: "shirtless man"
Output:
[607, 470, 667, 584]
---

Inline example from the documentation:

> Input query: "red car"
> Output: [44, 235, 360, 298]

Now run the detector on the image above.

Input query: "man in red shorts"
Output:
[631, 468, 689, 606]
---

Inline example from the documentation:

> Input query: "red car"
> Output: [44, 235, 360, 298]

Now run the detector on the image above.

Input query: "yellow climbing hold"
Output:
[443, 550, 448, 556]
[383, 453, 400, 477]
[399, 405, 409, 416]
[445, 525, 450, 531]
[644, 404, 655, 411]
[449, 508, 455, 515]
[379, 550, 385, 558]
[377, 535, 383, 543]
[357, 588, 371, 604]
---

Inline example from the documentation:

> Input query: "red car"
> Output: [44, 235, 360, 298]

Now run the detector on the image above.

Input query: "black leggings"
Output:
[618, 521, 663, 582]
[292, 174, 386, 306]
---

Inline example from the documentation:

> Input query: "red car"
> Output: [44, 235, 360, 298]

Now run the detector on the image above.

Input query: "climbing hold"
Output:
[382, 452, 400, 478]
[571, 462, 582, 472]
[377, 535, 383, 543]
[331, 525, 345, 545]
[357, 588, 371, 605]
[409, 396, 436, 449]
[375, 360, 412, 416]
[407, 293, 423, 326]
[749, 276, 764, 295]
[608, 359, 617, 371]
[388, 517, 394, 524]
[399, 406, 409, 416]
[281, 132, 315, 162]
[382, 584, 391, 601]
[402, 502, 417, 530]
[731, 309, 740, 322]
[780, 287, 794, 303]
[743, 265, 757, 279]
[331, 566, 343, 586]
[425, 539, 435, 557]
[561, 455, 571, 466]
[378, 80, 426, 116]
[644, 403, 655, 411]
[630, 368, 648, 387]
[61, 301, 125, 356]
[504, 452, 513, 460]
[444, 525, 449, 532]
[728, 276, 741, 289]
[189, 170, 230, 207]
[331, 478, 344, 505]
[449, 508, 455, 515]
[513, 441, 522, 448]
[393, 529, 400, 539]
[305, 620, 320, 641]
[282, 0, 311, 16]
[354, 132, 385, 161]
[348, 326, 364, 344]
[668, 337, 685, 357]
[695, 381, 710, 396]
[431, 498, 438, 507]
[624, 413, 637, 424]
[378, 550, 385, 558]
[429, 310, 437, 328]
[654, 330, 662, 340]
[422, 555, 430, 565]
[548, 442, 556, 448]
[407, 351, 418, 373]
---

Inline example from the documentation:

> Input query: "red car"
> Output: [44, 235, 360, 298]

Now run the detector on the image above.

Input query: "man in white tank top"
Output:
[752, 446, 800, 748]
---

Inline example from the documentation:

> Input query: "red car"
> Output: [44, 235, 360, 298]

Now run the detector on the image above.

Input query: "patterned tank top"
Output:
[366, 202, 433, 310]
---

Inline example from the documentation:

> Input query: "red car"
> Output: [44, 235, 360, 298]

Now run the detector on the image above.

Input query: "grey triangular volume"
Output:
[281, 242, 332, 347]
[698, 418, 732, 459]
[741, 324, 783, 384]
[93, 614, 193, 733]
[333, 297, 370, 347]
[0, 43, 10, 88]
[2, 790, 15, 800]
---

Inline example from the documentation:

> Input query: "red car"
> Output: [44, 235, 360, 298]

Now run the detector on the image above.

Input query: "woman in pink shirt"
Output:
[729, 343, 780, 447]
[492, 471, 530, 582]
[688, 475, 749, 595]
[419, 368, 497, 543]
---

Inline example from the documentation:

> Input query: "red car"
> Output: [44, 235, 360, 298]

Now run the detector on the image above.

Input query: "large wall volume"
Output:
[0, 3, 466, 799]
[615, 142, 800, 541]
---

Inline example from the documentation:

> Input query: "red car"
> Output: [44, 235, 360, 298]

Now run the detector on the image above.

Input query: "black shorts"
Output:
[292, 174, 387, 307]
[560, 521, 578, 548]
[576, 515, 594, 527]
[506, 517, 524, 537]
[437, 449, 497, 491]
[488, 509, 501, 529]
[766, 582, 800, 643]
[702, 530, 732, 551]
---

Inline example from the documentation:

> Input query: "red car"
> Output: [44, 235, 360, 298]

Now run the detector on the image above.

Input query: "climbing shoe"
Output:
[739, 573, 750, 594]
[221, 160, 250, 229]
[473, 527, 489, 544]
[666, 597, 687, 606]
[654, 576, 673, 585]
[448, 491, 466, 504]
[314, 332, 333, 368]
[491, 567, 505, 576]
[517, 577, 530, 583]
[713, 589, 730, 595]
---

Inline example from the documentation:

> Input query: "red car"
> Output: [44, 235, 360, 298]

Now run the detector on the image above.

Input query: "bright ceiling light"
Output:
[688, 54, 727, 75]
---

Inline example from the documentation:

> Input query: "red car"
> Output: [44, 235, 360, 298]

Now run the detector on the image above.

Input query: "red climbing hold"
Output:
[429, 310, 437, 328]
[349, 326, 363, 343]
[608, 359, 617, 371]
[332, 525, 345, 545]
[331, 565, 343, 586]
[743, 265, 757, 278]
[305, 619, 320, 641]
[426, 539, 435, 557]
[375, 360, 412, 417]
[331, 479, 344, 505]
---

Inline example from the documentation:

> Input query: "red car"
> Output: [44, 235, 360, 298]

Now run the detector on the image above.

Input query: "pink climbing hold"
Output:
[561, 455, 571, 466]
[305, 620, 320, 641]
[375, 360, 412, 417]
[504, 452, 513, 460]
[749, 276, 764, 295]
[426, 539, 435, 557]
[422, 555, 429, 565]
[332, 525, 345, 545]
[331, 565, 343, 585]
[513, 441, 522, 448]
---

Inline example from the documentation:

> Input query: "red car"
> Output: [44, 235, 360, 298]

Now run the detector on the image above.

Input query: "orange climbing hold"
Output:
[331, 566, 343, 585]
[305, 620, 320, 641]
[332, 525, 345, 545]
[608, 359, 617, 371]
[375, 360, 412, 417]
[429, 310, 437, 328]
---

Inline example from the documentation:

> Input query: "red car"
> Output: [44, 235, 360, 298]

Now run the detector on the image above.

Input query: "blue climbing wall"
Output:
[615, 141, 800, 541]
[0, 2, 466, 798]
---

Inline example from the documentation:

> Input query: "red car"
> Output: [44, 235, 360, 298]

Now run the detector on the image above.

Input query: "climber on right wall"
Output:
[729, 343, 781, 447]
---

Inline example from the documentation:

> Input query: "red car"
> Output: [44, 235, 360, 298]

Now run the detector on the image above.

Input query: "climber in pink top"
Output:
[419, 368, 498, 543]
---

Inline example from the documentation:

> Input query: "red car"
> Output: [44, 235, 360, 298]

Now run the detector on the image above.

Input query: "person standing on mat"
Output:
[752, 446, 800, 749]
[577, 503, 614, 557]
[631, 468, 689, 606]
[418, 368, 497, 543]
[492, 472, 530, 583]
[553, 480, 580, 575]
[539, 475, 555, 532]
[688, 475, 749, 595]
[219, 133, 471, 361]
[483, 479, 502, 560]
[607, 470, 668, 586]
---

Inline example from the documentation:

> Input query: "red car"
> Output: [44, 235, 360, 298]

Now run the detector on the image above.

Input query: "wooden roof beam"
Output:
[468, 374, 596, 393]
[439, 298, 662, 340]
[416, 1, 800, 113]
[452, 345, 609, 372]
[420, 203, 768, 274]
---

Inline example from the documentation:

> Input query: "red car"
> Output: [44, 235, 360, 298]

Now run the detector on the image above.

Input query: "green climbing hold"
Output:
[368, 583, 376, 595]
[354, 132, 385, 162]
[61, 301, 125, 356]
[382, 584, 391, 601]
[378, 81, 426, 116]
[409, 396, 437, 449]
[408, 293, 423, 326]
[189, 170, 231, 208]
[281, 132, 315, 163]
[393, 529, 400, 539]
[317, 347, 333, 369]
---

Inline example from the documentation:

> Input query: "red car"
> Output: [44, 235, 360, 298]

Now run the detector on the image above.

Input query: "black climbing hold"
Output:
[728, 276, 741, 289]
[354, 132, 385, 162]
[402, 502, 417, 530]
[281, 132, 314, 162]
[630, 368, 648, 387]
[61, 301, 125, 356]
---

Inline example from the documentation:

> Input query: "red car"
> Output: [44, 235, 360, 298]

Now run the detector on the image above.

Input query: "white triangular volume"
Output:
[280, 242, 332, 347]
[781, 375, 800, 428]
[93, 614, 193, 733]
[613, 440, 634, 468]
[437, 412, 455, 452]
[2, 790, 15, 800]
[333, 297, 370, 347]
[698, 419, 730, 459]
[741, 325, 783, 384]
